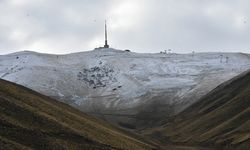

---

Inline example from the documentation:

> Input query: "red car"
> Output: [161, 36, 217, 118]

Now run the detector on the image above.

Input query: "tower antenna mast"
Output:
[104, 20, 109, 48]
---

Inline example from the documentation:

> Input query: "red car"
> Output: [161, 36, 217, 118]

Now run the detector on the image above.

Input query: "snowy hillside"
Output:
[0, 48, 250, 128]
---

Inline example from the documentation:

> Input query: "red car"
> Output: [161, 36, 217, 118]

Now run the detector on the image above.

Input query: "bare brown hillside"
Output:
[144, 70, 250, 150]
[0, 79, 155, 150]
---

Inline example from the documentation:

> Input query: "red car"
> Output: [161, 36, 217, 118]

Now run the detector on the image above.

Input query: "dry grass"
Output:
[0, 79, 155, 150]
[145, 70, 250, 150]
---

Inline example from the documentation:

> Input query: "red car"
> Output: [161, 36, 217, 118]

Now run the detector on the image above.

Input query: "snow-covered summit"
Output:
[0, 48, 249, 128]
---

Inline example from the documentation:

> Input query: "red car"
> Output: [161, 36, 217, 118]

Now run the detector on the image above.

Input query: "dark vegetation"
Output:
[144, 70, 250, 150]
[77, 65, 117, 88]
[118, 122, 136, 130]
[0, 79, 155, 150]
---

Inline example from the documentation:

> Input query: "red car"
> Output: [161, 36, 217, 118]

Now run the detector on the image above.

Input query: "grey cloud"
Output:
[0, 0, 249, 54]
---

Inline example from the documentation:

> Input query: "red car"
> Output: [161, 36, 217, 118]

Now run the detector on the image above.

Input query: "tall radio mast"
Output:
[104, 20, 109, 48]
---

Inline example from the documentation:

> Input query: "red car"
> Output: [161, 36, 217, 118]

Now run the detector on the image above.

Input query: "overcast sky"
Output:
[0, 0, 249, 54]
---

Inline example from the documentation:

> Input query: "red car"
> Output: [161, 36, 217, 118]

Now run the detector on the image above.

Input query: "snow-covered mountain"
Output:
[1, 48, 249, 128]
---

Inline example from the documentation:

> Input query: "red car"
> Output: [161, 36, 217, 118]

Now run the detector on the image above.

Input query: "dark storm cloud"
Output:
[0, 0, 249, 54]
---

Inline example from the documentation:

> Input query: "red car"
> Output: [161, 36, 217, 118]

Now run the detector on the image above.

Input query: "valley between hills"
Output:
[0, 49, 249, 150]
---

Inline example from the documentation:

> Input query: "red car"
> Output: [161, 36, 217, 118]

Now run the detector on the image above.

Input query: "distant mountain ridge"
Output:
[0, 48, 250, 129]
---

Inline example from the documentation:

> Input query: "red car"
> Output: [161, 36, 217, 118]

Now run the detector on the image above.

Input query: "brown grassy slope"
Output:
[146, 70, 250, 150]
[0, 79, 156, 150]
